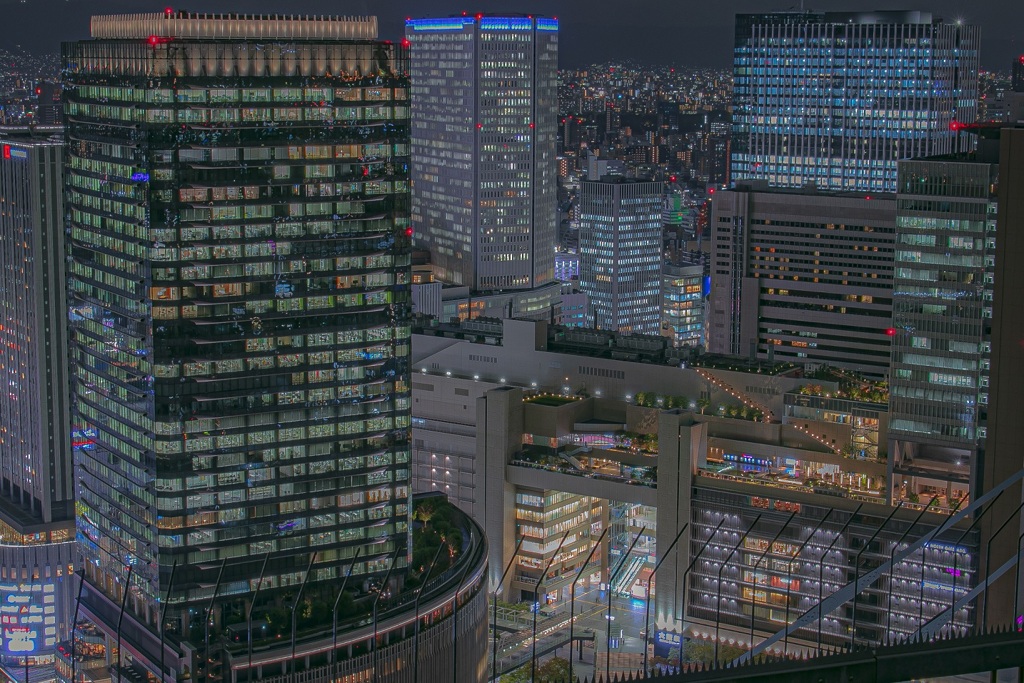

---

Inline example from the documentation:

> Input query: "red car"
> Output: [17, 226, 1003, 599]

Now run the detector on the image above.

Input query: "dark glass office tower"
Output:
[63, 12, 411, 680]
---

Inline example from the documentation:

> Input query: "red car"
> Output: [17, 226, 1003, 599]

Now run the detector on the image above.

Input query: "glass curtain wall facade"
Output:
[688, 489, 977, 648]
[889, 157, 996, 503]
[0, 133, 76, 668]
[63, 13, 412, 672]
[406, 16, 558, 291]
[579, 179, 662, 335]
[732, 11, 979, 193]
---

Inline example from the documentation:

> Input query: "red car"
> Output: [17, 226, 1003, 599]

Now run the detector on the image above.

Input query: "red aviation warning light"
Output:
[886, 327, 897, 336]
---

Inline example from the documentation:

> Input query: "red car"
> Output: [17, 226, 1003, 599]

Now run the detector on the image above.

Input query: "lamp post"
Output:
[371, 549, 401, 683]
[201, 560, 225, 683]
[606, 526, 646, 683]
[748, 513, 795, 657]
[783, 509, 834, 657]
[412, 543, 445, 683]
[159, 561, 178, 683]
[70, 569, 85, 683]
[115, 564, 135, 681]
[492, 537, 525, 683]
[332, 548, 362, 683]
[642, 523, 688, 677]
[849, 503, 902, 651]
[885, 500, 935, 641]
[982, 500, 1024, 626]
[246, 554, 269, 681]
[531, 532, 570, 683]
[816, 503, 862, 655]
[451, 536, 476, 683]
[569, 528, 608, 683]
[289, 552, 317, 683]
[714, 514, 762, 663]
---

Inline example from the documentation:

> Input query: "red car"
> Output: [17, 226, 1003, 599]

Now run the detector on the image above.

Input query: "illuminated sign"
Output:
[131, 172, 150, 182]
[653, 630, 683, 660]
[0, 582, 57, 656]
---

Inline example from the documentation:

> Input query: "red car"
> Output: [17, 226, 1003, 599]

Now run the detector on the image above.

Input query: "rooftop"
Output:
[90, 11, 379, 41]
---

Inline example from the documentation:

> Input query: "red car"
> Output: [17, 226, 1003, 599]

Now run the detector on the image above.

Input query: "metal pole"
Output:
[203, 560, 226, 683]
[606, 526, 646, 682]
[115, 563, 135, 681]
[679, 517, 729, 636]
[883, 499, 938, 642]
[642, 523, 688, 677]
[372, 549, 401, 683]
[748, 513, 795, 657]
[715, 514, 762, 663]
[159, 561, 178, 683]
[816, 504, 863, 655]
[982, 500, 1024, 626]
[451, 533, 476, 683]
[332, 548, 362, 683]
[247, 554, 270, 683]
[70, 569, 85, 683]
[492, 537, 525, 683]
[532, 532, 570, 683]
[1015, 531, 1024, 624]
[850, 503, 903, 651]
[413, 544, 445, 683]
[570, 528, 609, 683]
[784, 509, 834, 657]
[290, 552, 317, 683]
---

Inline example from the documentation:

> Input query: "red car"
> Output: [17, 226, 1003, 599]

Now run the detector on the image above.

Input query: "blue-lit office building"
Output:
[406, 15, 558, 292]
[732, 11, 979, 193]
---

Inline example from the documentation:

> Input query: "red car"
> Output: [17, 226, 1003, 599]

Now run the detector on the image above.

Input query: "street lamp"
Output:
[569, 528, 609, 683]
[332, 549, 362, 683]
[642, 523, 688, 677]
[371, 549, 401, 683]
[532, 532, 570, 683]
[492, 537, 525, 682]
[714, 514, 761, 663]
[747, 513, 795, 657]
[606, 526, 647, 682]
[290, 552, 317, 683]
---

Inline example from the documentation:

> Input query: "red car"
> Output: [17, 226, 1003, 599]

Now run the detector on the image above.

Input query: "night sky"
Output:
[0, 0, 1019, 70]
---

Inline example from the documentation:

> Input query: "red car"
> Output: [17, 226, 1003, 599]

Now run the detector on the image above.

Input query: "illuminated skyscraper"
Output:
[732, 11, 979, 193]
[406, 15, 558, 291]
[64, 12, 412, 681]
[0, 129, 75, 670]
[579, 178, 662, 335]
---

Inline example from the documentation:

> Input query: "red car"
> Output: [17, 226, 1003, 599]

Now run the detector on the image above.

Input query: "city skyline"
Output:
[0, 0, 1020, 70]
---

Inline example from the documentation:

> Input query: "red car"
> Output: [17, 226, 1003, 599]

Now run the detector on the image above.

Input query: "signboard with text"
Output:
[0, 582, 57, 656]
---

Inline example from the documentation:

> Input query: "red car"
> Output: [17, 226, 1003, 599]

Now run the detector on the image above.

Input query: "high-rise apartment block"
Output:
[732, 11, 979, 193]
[406, 15, 558, 291]
[0, 130, 76, 667]
[708, 184, 896, 376]
[579, 178, 663, 335]
[64, 13, 413, 680]
[889, 150, 998, 505]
